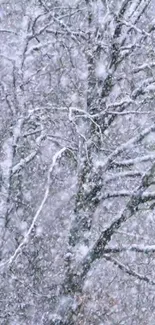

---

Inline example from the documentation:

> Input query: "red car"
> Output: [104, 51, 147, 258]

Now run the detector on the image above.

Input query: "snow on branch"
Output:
[132, 77, 155, 99]
[0, 147, 67, 268]
[112, 154, 155, 167]
[134, 0, 151, 25]
[46, 27, 87, 41]
[120, 19, 150, 36]
[103, 254, 155, 285]
[133, 62, 155, 73]
[38, 0, 83, 43]
[99, 190, 135, 200]
[102, 123, 155, 169]
[69, 106, 103, 141]
[0, 30, 17, 35]
[128, 0, 149, 22]
[72, 162, 155, 284]
[99, 190, 155, 202]
[103, 254, 155, 284]
[116, 230, 150, 241]
[105, 110, 151, 116]
[104, 244, 155, 254]
[104, 171, 142, 182]
[89, 189, 155, 211]
[11, 132, 46, 175]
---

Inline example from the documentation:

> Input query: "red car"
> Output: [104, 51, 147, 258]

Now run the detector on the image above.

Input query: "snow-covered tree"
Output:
[1, 0, 155, 324]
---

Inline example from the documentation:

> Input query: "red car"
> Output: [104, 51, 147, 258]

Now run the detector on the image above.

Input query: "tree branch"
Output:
[103, 254, 155, 285]
[0, 147, 67, 268]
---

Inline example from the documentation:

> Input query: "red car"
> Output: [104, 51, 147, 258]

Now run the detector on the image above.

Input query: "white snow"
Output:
[95, 61, 107, 79]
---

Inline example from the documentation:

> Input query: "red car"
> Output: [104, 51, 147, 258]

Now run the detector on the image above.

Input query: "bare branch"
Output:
[104, 244, 155, 254]
[103, 254, 155, 285]
[0, 30, 17, 35]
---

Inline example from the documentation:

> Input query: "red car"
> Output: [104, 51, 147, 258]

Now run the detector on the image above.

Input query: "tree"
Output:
[1, 0, 155, 324]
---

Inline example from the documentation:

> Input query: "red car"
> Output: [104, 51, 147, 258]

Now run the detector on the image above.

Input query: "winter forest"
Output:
[1, 0, 155, 324]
